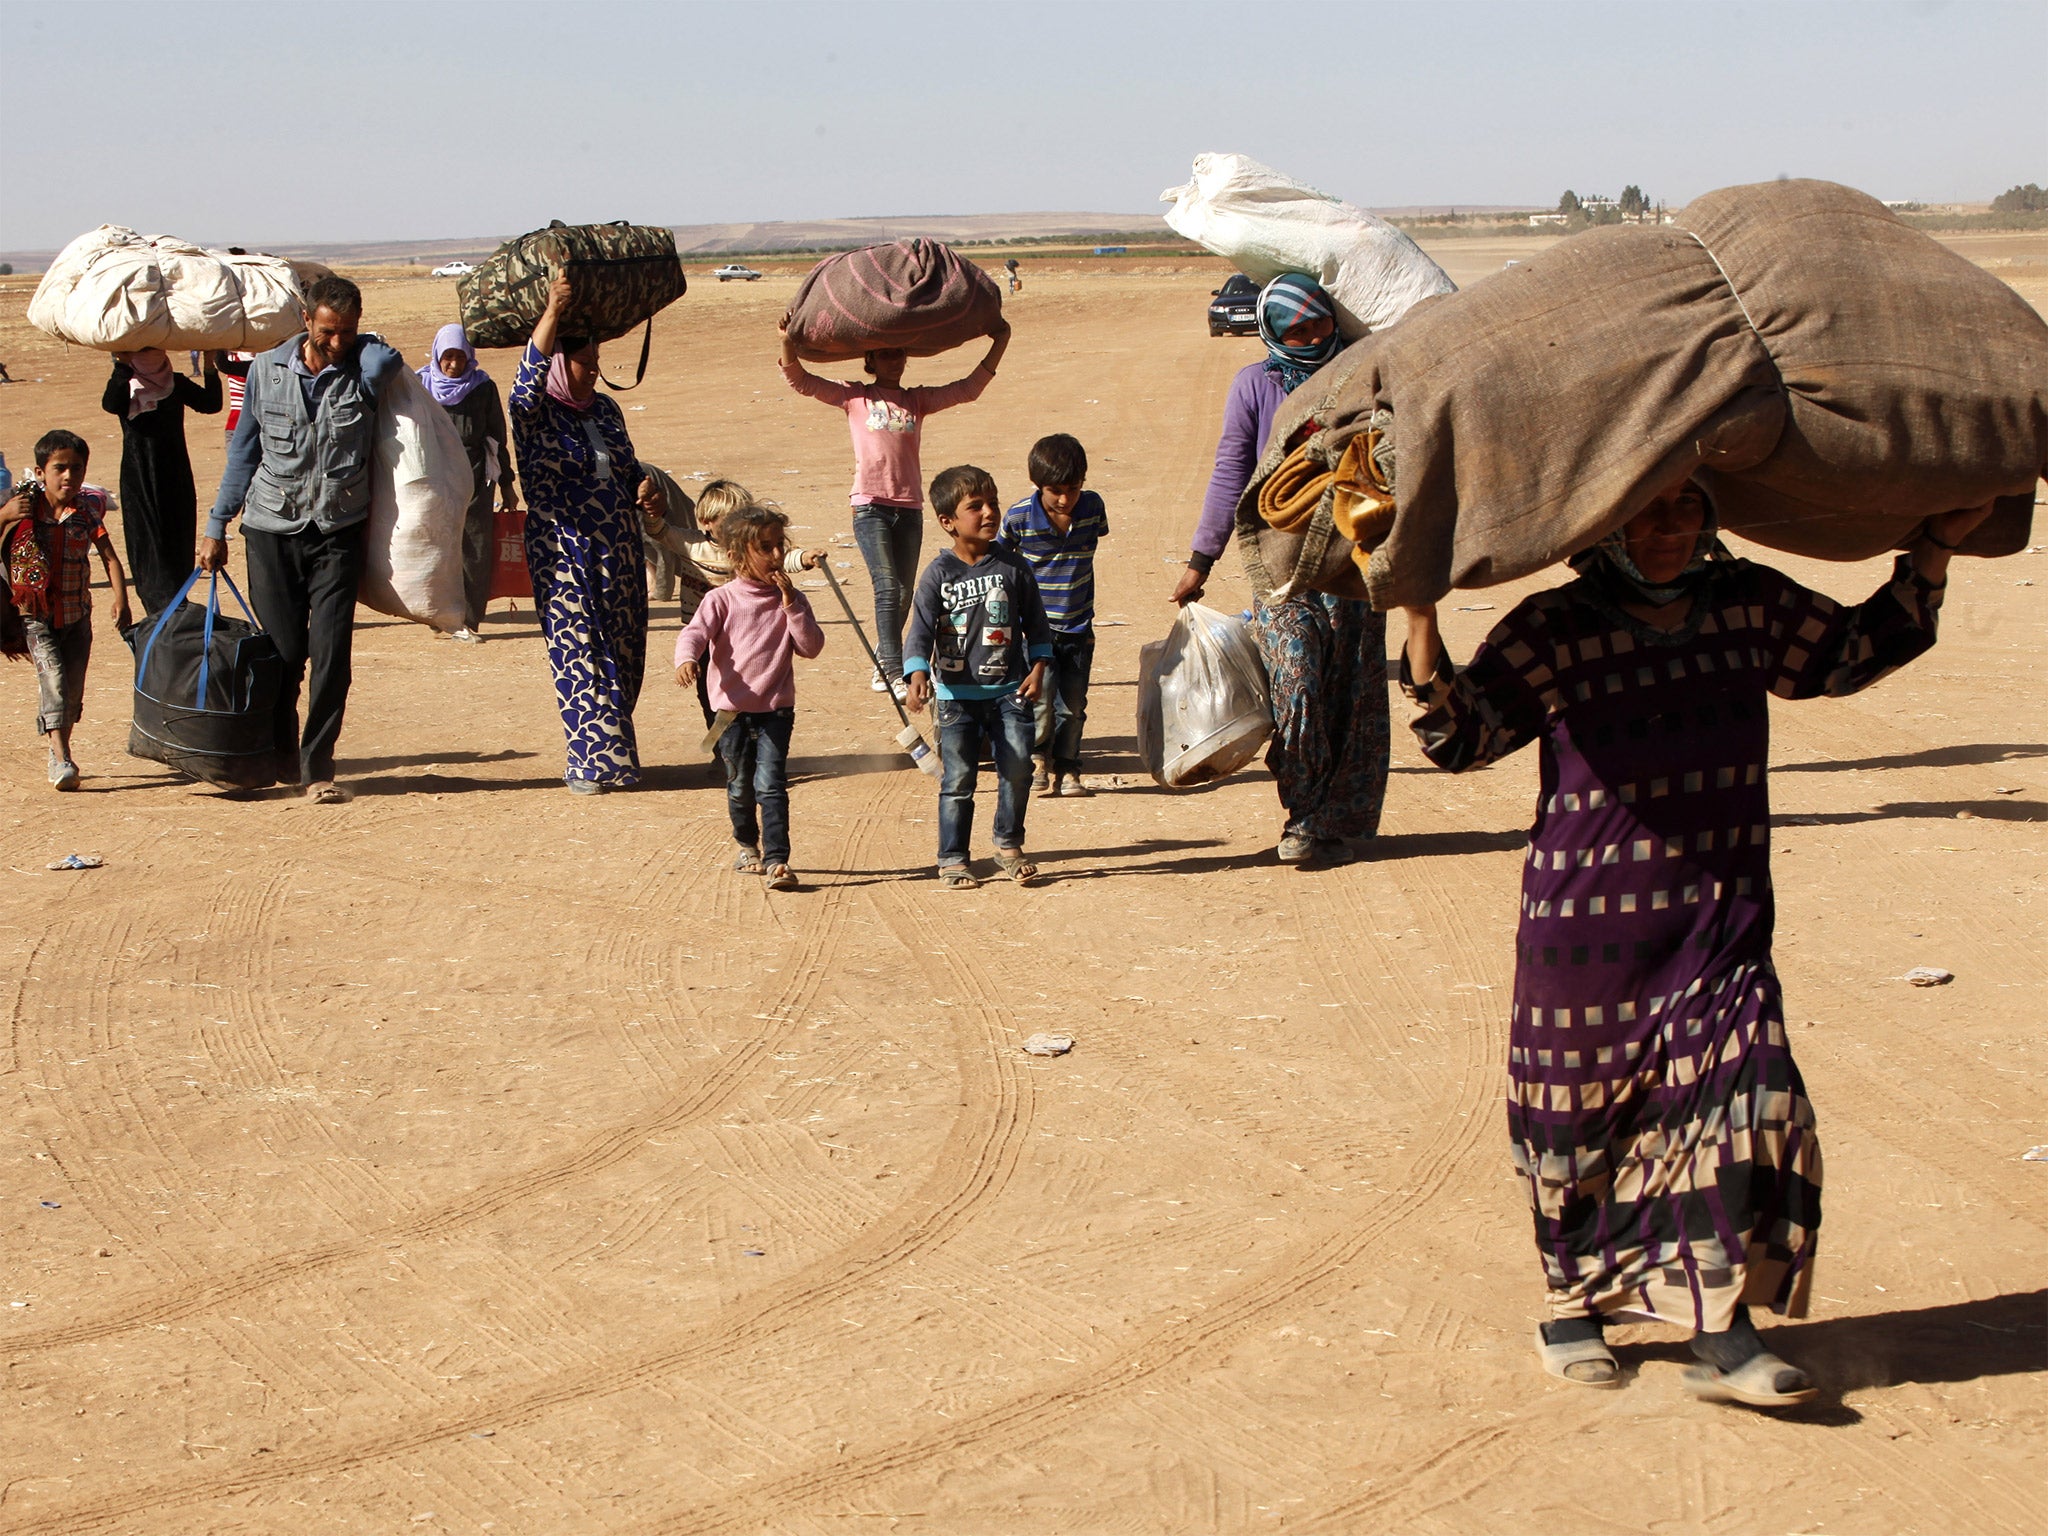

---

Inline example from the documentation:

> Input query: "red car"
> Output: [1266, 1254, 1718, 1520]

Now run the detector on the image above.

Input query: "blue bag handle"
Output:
[139, 566, 265, 708]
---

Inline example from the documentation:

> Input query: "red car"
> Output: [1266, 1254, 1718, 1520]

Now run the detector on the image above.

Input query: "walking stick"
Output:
[818, 558, 941, 777]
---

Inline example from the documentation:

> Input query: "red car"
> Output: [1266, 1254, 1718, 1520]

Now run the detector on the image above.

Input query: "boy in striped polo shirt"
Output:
[1000, 434, 1109, 797]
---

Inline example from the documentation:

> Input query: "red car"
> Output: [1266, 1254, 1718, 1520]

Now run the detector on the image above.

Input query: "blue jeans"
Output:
[1034, 629, 1094, 773]
[935, 692, 1036, 867]
[718, 708, 794, 866]
[851, 501, 923, 680]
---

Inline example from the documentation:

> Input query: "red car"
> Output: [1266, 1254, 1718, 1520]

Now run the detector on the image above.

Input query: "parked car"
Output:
[714, 264, 763, 282]
[1207, 273, 1259, 336]
[431, 261, 475, 278]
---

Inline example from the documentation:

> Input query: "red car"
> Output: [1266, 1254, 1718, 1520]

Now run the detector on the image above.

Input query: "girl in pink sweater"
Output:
[779, 318, 1009, 697]
[675, 503, 825, 891]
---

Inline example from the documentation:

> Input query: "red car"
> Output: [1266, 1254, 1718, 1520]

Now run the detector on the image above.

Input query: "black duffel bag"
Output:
[457, 220, 687, 388]
[126, 570, 284, 789]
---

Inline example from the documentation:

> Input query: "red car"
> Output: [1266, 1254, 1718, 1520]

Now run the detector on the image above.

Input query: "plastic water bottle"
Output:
[896, 723, 942, 778]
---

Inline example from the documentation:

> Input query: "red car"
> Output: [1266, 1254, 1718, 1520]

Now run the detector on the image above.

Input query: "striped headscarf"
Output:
[1256, 273, 1342, 394]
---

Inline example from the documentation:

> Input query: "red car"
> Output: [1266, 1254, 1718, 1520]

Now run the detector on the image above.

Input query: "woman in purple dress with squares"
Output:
[1397, 477, 1994, 1408]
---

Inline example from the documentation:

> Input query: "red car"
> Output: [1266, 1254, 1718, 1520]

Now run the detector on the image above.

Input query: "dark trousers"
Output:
[719, 707, 794, 866]
[851, 502, 923, 680]
[244, 521, 366, 785]
[935, 691, 1035, 866]
[1035, 629, 1095, 773]
[460, 488, 494, 630]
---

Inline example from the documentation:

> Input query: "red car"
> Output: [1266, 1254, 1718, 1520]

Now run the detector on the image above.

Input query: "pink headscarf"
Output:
[546, 346, 597, 413]
[125, 348, 176, 418]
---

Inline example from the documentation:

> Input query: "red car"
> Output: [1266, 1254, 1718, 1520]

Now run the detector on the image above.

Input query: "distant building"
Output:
[1529, 213, 1568, 227]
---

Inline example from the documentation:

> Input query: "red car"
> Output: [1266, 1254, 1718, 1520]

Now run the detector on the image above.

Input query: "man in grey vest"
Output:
[201, 275, 402, 801]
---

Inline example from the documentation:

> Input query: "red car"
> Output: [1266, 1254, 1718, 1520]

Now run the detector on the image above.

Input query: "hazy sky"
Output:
[2, 0, 2042, 251]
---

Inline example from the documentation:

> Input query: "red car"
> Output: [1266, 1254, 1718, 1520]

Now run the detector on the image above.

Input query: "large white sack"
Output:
[27, 226, 313, 352]
[358, 367, 470, 633]
[1161, 153, 1456, 338]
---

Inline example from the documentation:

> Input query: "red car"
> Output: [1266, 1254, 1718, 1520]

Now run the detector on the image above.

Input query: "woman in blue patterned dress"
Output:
[511, 273, 647, 793]
[1398, 479, 1993, 1408]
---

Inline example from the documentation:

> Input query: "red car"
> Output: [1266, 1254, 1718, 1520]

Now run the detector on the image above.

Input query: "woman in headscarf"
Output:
[1396, 478, 1994, 1406]
[100, 347, 221, 615]
[509, 272, 646, 793]
[421, 323, 518, 642]
[1171, 273, 1388, 866]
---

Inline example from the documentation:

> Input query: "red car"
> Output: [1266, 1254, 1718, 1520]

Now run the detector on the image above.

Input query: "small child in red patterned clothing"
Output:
[0, 430, 133, 790]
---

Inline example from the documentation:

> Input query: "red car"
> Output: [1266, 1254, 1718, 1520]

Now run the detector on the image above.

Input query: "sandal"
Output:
[1682, 1353, 1817, 1409]
[733, 846, 763, 875]
[1536, 1326, 1622, 1389]
[762, 863, 797, 891]
[938, 865, 979, 891]
[993, 848, 1040, 886]
[305, 781, 349, 804]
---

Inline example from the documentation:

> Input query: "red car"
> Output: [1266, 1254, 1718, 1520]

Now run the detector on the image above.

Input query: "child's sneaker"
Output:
[1032, 757, 1052, 796]
[449, 627, 483, 645]
[1057, 773, 1092, 798]
[49, 757, 80, 792]
[869, 666, 888, 693]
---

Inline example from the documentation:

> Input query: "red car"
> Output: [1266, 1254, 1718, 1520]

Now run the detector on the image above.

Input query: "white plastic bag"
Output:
[357, 367, 471, 632]
[27, 226, 315, 352]
[1161, 153, 1456, 338]
[1136, 604, 1272, 788]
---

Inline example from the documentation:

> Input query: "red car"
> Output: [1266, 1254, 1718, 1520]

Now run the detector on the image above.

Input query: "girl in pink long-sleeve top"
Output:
[779, 318, 1009, 696]
[675, 503, 825, 892]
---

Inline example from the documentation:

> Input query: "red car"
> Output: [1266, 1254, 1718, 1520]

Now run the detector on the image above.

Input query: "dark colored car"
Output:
[1207, 273, 1260, 336]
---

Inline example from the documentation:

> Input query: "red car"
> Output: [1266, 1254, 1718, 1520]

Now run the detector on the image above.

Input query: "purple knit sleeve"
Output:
[1189, 364, 1280, 565]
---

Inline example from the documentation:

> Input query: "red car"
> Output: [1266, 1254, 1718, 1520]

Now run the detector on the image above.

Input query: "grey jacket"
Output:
[206, 333, 404, 539]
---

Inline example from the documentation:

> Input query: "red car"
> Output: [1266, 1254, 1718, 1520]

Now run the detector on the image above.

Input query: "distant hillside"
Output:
[0, 213, 1169, 272]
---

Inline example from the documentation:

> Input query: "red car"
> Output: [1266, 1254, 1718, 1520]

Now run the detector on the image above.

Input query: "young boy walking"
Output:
[999, 433, 1109, 798]
[675, 501, 824, 892]
[904, 465, 1053, 889]
[1, 430, 132, 790]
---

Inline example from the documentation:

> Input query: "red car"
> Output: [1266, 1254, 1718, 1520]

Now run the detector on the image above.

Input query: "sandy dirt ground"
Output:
[1, 232, 2043, 1535]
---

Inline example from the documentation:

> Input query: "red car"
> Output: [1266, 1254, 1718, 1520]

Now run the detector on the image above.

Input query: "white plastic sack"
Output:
[27, 226, 315, 352]
[1161, 153, 1456, 338]
[357, 367, 471, 632]
[1136, 604, 1272, 789]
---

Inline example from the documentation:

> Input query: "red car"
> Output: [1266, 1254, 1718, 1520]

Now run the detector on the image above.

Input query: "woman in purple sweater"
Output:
[1170, 275, 1389, 867]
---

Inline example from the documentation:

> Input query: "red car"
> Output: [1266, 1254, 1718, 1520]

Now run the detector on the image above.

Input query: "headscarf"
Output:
[419, 323, 487, 407]
[1256, 274, 1342, 395]
[1572, 483, 1725, 608]
[125, 348, 176, 418]
[546, 338, 597, 412]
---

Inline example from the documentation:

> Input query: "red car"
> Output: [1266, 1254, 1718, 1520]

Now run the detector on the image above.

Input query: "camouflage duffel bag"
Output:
[459, 220, 686, 387]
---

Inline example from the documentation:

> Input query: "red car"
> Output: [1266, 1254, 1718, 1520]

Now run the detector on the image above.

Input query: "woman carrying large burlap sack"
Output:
[1398, 479, 1995, 1408]
[1171, 274, 1388, 867]
[512, 273, 647, 794]
[100, 347, 221, 615]
[779, 317, 1009, 699]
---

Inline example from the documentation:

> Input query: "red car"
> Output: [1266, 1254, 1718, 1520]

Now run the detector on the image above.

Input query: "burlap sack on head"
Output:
[783, 239, 1003, 362]
[1240, 180, 2047, 610]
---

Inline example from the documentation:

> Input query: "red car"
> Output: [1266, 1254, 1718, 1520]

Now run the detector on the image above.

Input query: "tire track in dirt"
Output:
[5, 773, 891, 1360]
[624, 844, 1513, 1532]
[12, 826, 1036, 1536]
[23, 905, 238, 1285]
